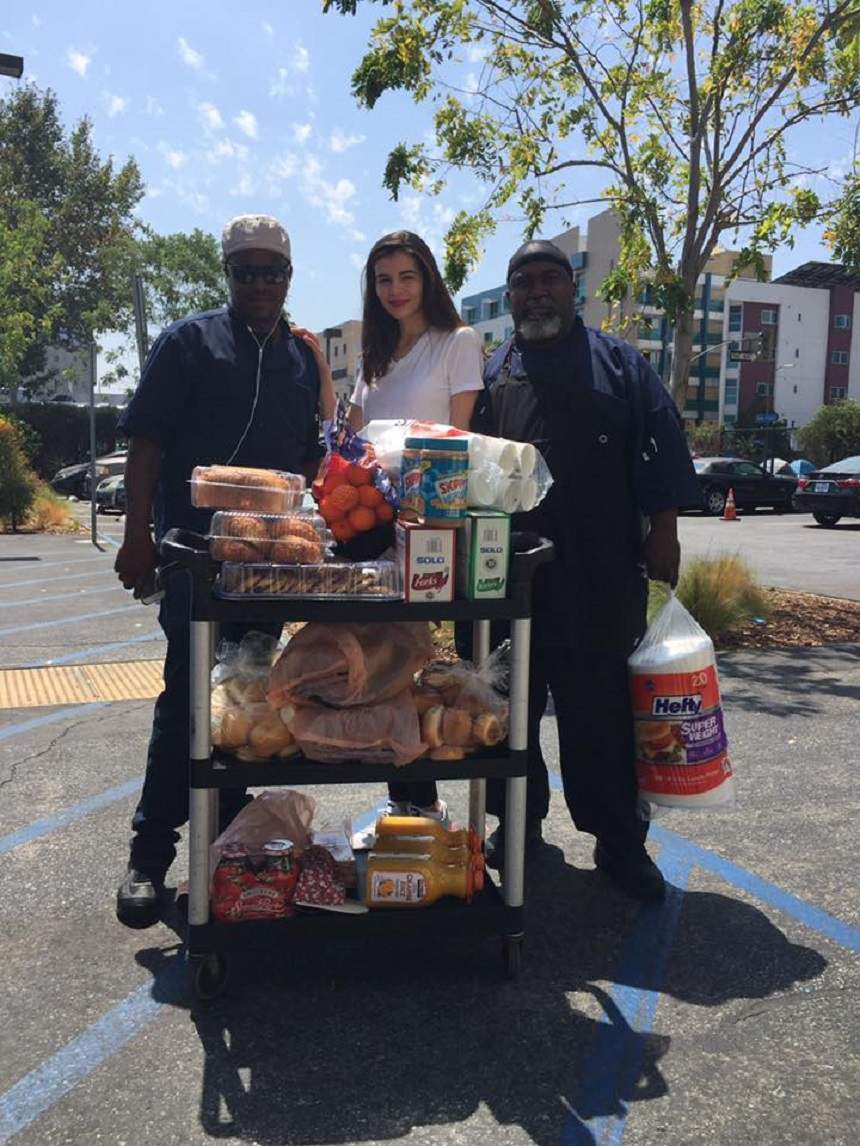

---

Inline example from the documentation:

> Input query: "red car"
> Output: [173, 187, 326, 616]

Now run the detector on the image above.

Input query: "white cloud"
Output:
[66, 46, 91, 77]
[269, 153, 300, 182]
[206, 137, 249, 164]
[103, 91, 127, 118]
[397, 197, 455, 256]
[262, 21, 274, 37]
[293, 44, 310, 73]
[269, 68, 291, 100]
[467, 42, 489, 63]
[32, 14, 42, 29]
[292, 122, 312, 145]
[234, 110, 259, 140]
[231, 173, 256, 197]
[330, 129, 365, 154]
[350, 252, 365, 270]
[177, 36, 204, 70]
[163, 177, 210, 215]
[159, 143, 189, 170]
[198, 101, 223, 132]
[145, 95, 165, 117]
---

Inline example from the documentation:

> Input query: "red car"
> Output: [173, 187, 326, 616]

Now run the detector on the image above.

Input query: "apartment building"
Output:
[314, 319, 362, 406]
[458, 209, 764, 423]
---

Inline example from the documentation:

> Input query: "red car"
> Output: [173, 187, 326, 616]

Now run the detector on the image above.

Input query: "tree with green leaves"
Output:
[0, 201, 62, 393]
[137, 227, 225, 329]
[0, 84, 143, 393]
[798, 399, 860, 464]
[324, 0, 860, 411]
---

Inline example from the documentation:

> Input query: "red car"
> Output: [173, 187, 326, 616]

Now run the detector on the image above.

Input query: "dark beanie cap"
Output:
[507, 240, 573, 282]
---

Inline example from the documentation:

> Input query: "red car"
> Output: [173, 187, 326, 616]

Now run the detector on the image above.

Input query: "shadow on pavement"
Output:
[133, 845, 827, 1145]
[718, 644, 860, 718]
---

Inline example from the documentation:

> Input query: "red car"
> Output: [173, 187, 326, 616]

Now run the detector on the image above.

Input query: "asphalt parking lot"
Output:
[0, 509, 858, 1146]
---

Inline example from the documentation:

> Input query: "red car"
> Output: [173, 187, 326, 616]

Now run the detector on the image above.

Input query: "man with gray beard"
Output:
[472, 240, 700, 899]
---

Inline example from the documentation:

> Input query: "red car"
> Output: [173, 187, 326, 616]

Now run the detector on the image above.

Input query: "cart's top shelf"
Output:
[159, 528, 555, 622]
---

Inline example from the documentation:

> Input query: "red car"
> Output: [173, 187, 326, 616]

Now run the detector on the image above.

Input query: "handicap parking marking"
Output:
[0, 569, 118, 592]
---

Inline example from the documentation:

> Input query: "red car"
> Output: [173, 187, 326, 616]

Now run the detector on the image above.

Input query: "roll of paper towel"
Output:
[513, 476, 539, 512]
[468, 435, 517, 477]
[467, 467, 500, 507]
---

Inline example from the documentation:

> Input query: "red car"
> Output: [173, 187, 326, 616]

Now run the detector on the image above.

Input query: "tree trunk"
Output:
[670, 307, 696, 418]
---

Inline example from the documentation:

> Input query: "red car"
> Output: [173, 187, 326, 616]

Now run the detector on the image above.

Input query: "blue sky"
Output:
[2, 1, 857, 378]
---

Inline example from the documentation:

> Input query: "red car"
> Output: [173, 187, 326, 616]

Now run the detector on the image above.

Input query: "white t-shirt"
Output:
[350, 325, 484, 424]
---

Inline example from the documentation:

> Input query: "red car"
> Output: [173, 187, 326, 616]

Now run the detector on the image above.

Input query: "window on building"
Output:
[488, 300, 499, 319]
[728, 305, 742, 333]
[755, 382, 774, 397]
[761, 329, 776, 361]
[724, 381, 738, 404]
[463, 307, 476, 323]
[833, 314, 851, 329]
[760, 309, 777, 325]
[830, 386, 847, 399]
[483, 331, 494, 344]
[831, 350, 849, 365]
[795, 347, 799, 357]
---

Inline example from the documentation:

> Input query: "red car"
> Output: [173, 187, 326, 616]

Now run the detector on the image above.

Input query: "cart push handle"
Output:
[508, 531, 556, 610]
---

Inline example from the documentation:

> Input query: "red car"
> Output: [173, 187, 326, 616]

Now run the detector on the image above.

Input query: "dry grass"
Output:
[675, 554, 769, 641]
[23, 485, 80, 533]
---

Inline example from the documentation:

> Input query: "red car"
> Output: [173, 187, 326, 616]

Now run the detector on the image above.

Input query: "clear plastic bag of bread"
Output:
[411, 656, 510, 760]
[267, 621, 434, 710]
[210, 631, 299, 760]
[280, 689, 425, 766]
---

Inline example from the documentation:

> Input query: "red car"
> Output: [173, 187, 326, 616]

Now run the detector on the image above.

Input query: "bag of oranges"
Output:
[312, 403, 399, 559]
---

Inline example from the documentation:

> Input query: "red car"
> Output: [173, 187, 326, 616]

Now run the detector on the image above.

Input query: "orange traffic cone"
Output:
[721, 487, 738, 522]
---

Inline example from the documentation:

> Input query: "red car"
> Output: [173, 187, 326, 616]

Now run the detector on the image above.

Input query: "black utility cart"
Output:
[161, 530, 554, 1000]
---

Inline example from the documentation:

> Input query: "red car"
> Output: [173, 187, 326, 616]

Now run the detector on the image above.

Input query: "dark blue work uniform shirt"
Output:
[118, 307, 321, 540]
[478, 318, 700, 652]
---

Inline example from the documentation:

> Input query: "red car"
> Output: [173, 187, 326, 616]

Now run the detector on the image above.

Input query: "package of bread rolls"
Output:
[191, 464, 306, 513]
[208, 510, 330, 563]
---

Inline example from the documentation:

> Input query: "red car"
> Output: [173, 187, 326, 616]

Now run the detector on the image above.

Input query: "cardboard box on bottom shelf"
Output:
[457, 510, 511, 600]
[395, 520, 456, 602]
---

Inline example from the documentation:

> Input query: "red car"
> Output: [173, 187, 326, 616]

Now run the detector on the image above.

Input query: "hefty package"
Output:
[628, 593, 735, 810]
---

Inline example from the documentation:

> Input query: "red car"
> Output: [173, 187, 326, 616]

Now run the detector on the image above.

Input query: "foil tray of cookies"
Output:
[190, 464, 306, 513]
[209, 511, 331, 564]
[217, 559, 403, 601]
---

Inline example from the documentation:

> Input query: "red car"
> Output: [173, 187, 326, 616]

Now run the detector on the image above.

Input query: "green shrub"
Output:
[676, 554, 769, 641]
[647, 555, 769, 642]
[10, 403, 123, 480]
[0, 416, 37, 530]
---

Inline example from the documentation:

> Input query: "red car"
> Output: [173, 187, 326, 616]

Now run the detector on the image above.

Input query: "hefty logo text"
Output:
[651, 694, 703, 716]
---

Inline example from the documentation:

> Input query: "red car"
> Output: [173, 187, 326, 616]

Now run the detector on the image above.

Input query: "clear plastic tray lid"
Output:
[190, 465, 306, 512]
[217, 560, 403, 600]
[208, 510, 331, 564]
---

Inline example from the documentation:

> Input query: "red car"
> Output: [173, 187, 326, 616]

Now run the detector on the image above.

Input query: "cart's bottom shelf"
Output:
[187, 879, 521, 954]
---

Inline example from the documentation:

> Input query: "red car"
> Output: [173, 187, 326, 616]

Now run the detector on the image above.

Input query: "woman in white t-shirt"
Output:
[350, 230, 484, 823]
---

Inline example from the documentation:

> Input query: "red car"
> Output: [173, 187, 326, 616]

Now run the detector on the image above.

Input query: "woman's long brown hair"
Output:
[360, 231, 462, 387]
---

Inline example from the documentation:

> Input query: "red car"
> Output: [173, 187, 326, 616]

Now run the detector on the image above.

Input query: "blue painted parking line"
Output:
[650, 824, 860, 953]
[0, 554, 112, 577]
[0, 956, 187, 1145]
[561, 850, 692, 1146]
[0, 704, 105, 745]
[0, 603, 140, 638]
[97, 534, 121, 549]
[0, 773, 138, 857]
[0, 584, 126, 609]
[28, 629, 164, 667]
[0, 569, 117, 591]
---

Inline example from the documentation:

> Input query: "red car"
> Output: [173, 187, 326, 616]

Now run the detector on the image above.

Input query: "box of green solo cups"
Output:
[457, 509, 511, 600]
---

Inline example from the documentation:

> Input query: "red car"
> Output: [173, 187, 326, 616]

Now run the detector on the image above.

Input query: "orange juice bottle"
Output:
[373, 816, 473, 859]
[366, 850, 484, 908]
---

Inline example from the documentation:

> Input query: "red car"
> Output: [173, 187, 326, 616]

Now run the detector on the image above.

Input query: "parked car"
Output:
[94, 474, 126, 514]
[51, 461, 92, 498]
[81, 451, 127, 498]
[686, 457, 797, 516]
[792, 456, 860, 526]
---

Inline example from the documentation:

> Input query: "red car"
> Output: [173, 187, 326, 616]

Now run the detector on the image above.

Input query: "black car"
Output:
[50, 461, 91, 498]
[94, 474, 126, 514]
[792, 456, 860, 526]
[688, 457, 797, 516]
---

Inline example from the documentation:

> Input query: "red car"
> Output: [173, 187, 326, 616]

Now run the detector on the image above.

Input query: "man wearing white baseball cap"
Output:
[114, 213, 333, 929]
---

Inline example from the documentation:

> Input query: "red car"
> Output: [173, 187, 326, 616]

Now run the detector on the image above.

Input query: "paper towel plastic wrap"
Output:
[628, 593, 736, 811]
[361, 420, 552, 513]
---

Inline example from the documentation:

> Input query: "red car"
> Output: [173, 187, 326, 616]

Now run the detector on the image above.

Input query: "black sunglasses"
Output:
[227, 263, 291, 285]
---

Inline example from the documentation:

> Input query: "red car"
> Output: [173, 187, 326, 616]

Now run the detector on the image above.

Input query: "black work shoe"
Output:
[485, 818, 545, 872]
[593, 841, 666, 901]
[116, 867, 165, 929]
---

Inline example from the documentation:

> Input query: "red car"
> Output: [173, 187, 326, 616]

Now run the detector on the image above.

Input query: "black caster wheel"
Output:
[190, 954, 228, 1001]
[503, 936, 524, 980]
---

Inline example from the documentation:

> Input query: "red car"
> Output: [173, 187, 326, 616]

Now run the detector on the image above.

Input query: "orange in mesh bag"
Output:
[280, 689, 425, 766]
[267, 622, 434, 709]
